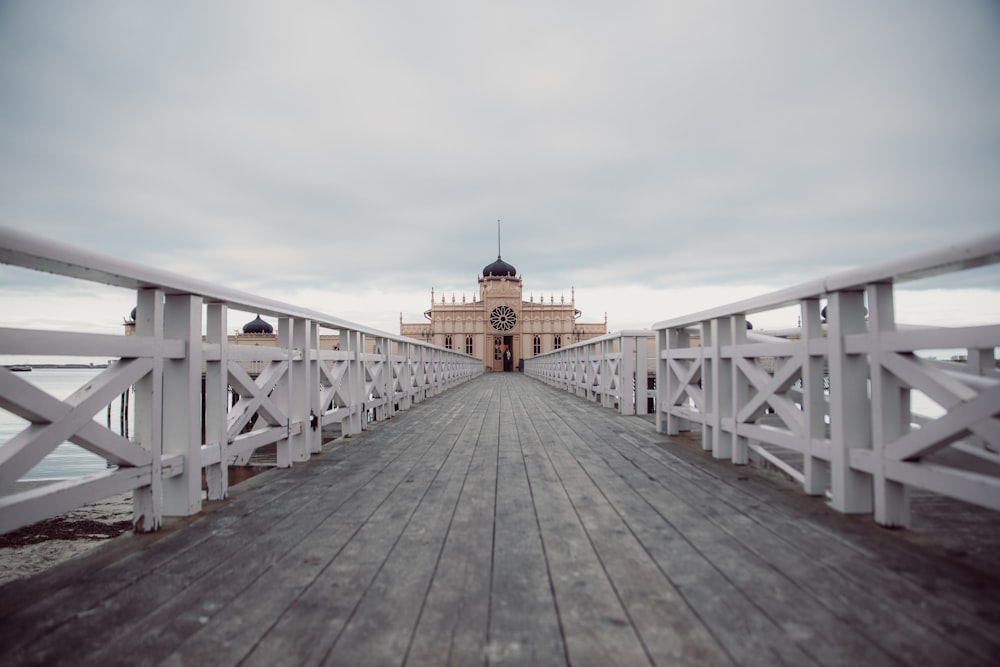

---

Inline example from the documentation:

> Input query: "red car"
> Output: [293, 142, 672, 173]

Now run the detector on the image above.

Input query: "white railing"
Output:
[0, 227, 481, 534]
[523, 330, 655, 416]
[654, 234, 1000, 527]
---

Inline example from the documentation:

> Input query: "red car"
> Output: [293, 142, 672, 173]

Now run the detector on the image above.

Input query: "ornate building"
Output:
[400, 253, 607, 372]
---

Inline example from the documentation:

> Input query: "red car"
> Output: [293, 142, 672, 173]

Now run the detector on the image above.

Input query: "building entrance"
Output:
[492, 336, 515, 372]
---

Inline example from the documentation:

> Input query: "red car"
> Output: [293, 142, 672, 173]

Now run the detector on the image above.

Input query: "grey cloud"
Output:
[1, 1, 998, 332]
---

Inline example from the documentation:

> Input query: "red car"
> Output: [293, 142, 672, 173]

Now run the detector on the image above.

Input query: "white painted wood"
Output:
[730, 314, 749, 465]
[1, 227, 481, 535]
[0, 327, 185, 359]
[309, 321, 322, 454]
[827, 290, 873, 514]
[204, 303, 228, 500]
[0, 467, 153, 534]
[869, 283, 910, 527]
[800, 298, 829, 496]
[649, 236, 998, 524]
[133, 287, 164, 532]
[161, 294, 202, 516]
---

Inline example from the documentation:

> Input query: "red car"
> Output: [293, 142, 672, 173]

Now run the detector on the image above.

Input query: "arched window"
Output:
[465, 335, 473, 355]
[533, 335, 541, 355]
[554, 334, 562, 350]
[445, 334, 453, 350]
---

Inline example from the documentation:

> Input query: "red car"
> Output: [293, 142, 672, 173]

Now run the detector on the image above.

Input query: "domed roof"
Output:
[242, 315, 274, 335]
[483, 255, 517, 277]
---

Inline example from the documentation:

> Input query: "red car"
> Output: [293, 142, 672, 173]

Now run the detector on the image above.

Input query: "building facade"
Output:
[400, 254, 607, 372]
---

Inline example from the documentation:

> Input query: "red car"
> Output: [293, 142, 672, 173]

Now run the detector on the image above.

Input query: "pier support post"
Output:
[309, 321, 322, 454]
[162, 293, 203, 516]
[399, 341, 412, 411]
[205, 303, 228, 500]
[133, 288, 164, 532]
[828, 290, 873, 514]
[285, 317, 313, 463]
[274, 317, 293, 467]
[707, 317, 734, 459]
[869, 283, 910, 526]
[344, 330, 364, 435]
[731, 314, 749, 465]
[800, 298, 829, 496]
[621, 334, 637, 416]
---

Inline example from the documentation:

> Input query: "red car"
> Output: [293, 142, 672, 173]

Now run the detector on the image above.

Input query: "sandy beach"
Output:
[0, 492, 134, 586]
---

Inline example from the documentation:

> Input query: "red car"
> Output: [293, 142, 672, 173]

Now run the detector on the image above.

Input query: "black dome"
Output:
[242, 315, 274, 334]
[483, 256, 517, 277]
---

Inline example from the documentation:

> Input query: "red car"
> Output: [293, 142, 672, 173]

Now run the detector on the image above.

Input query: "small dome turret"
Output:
[483, 255, 517, 278]
[242, 315, 274, 335]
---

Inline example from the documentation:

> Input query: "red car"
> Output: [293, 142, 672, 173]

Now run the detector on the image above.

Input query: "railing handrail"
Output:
[529, 328, 652, 356]
[652, 232, 1000, 330]
[0, 225, 449, 349]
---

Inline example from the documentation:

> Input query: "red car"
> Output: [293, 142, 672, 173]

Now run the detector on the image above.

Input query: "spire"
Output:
[497, 219, 502, 259]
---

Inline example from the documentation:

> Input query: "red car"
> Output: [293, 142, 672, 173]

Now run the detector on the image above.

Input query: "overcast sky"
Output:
[1, 1, 998, 337]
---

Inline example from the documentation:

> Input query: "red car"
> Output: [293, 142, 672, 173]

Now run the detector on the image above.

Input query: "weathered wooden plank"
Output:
[1, 389, 460, 665]
[6, 438, 410, 666]
[87, 428, 430, 666]
[237, 400, 478, 666]
[486, 378, 567, 666]
[600, 418, 1000, 664]
[403, 379, 499, 666]
[551, 385, 1000, 665]
[320, 384, 494, 666]
[514, 379, 654, 667]
[508, 383, 736, 667]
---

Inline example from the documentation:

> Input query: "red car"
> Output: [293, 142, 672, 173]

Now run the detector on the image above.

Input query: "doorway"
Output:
[492, 336, 515, 372]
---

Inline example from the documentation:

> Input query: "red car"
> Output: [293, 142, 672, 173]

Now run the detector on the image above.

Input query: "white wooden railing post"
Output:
[706, 317, 730, 458]
[828, 290, 873, 514]
[309, 321, 322, 454]
[966, 347, 992, 451]
[132, 288, 164, 532]
[869, 282, 910, 526]
[380, 336, 395, 420]
[205, 303, 228, 500]
[344, 329, 364, 435]
[636, 334, 651, 417]
[800, 298, 829, 496]
[273, 317, 293, 467]
[658, 327, 684, 436]
[400, 341, 412, 411]
[413, 345, 424, 404]
[731, 315, 749, 465]
[289, 317, 313, 462]
[161, 293, 203, 516]
[622, 334, 637, 416]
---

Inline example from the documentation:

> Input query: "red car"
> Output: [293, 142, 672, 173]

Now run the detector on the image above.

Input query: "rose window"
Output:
[489, 305, 517, 331]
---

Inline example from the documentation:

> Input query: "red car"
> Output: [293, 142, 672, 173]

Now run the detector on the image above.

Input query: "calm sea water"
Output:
[1, 367, 126, 480]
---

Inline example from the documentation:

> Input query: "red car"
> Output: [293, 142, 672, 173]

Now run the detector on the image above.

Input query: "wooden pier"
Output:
[1, 373, 999, 666]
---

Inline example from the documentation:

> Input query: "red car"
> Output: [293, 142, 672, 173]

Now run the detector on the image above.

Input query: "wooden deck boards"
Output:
[2, 373, 999, 666]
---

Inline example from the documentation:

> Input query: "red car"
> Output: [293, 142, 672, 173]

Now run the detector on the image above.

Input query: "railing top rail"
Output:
[0, 225, 463, 353]
[528, 329, 653, 359]
[653, 232, 1000, 330]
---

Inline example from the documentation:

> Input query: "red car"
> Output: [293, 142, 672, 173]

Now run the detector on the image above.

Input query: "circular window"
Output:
[489, 305, 517, 331]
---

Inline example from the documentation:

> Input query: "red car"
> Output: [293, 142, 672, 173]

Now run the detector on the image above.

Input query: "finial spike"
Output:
[497, 219, 501, 259]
